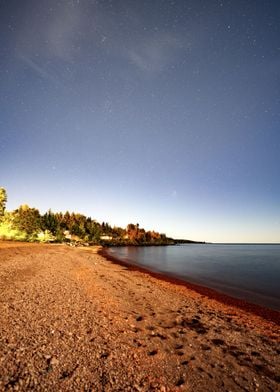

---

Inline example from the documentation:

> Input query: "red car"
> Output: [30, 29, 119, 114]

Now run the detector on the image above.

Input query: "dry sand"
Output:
[0, 241, 279, 391]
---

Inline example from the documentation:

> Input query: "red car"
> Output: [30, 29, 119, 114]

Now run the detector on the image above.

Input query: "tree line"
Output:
[0, 188, 174, 246]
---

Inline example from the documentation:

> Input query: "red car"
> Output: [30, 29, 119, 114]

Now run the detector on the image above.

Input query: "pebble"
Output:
[50, 357, 59, 366]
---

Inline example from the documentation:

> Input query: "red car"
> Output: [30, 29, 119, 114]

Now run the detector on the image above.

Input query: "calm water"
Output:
[107, 244, 280, 311]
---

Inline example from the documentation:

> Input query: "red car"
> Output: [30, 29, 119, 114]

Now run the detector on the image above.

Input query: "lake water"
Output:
[106, 244, 280, 311]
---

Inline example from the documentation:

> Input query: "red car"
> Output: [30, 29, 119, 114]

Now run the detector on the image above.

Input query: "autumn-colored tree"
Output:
[62, 211, 71, 229]
[127, 223, 147, 243]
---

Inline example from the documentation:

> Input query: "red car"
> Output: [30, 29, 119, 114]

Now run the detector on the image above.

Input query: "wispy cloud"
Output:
[15, 2, 189, 78]
[15, 1, 86, 63]
[14, 2, 89, 84]
[18, 54, 58, 84]
[46, 3, 84, 61]
[125, 32, 186, 73]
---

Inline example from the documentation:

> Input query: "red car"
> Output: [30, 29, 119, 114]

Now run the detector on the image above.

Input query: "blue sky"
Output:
[1, 0, 280, 242]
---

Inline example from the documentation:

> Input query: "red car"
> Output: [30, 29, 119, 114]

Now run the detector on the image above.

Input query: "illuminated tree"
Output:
[12, 204, 41, 235]
[0, 187, 7, 217]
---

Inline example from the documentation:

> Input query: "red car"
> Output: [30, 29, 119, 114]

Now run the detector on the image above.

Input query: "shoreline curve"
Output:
[99, 247, 280, 327]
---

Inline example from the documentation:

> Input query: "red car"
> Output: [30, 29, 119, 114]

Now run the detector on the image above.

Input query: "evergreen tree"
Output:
[42, 210, 59, 234]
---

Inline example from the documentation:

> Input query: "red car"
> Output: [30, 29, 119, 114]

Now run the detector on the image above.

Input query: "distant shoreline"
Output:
[214, 243, 280, 245]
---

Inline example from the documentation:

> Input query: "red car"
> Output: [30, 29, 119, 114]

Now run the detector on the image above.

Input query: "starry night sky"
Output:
[1, 0, 280, 242]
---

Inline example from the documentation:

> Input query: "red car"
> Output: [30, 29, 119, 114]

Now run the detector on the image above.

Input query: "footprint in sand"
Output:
[175, 377, 185, 387]
[133, 339, 142, 347]
[251, 351, 261, 357]
[145, 325, 156, 331]
[148, 349, 158, 356]
[211, 338, 225, 346]
[155, 333, 168, 340]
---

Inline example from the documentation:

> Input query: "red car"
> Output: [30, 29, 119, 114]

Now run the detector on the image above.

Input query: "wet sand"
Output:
[0, 242, 279, 391]
[100, 248, 280, 325]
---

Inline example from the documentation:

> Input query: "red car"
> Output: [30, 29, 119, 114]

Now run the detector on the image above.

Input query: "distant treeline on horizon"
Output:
[0, 187, 175, 246]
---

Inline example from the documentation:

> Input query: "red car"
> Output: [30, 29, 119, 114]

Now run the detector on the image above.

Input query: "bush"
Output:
[0, 222, 28, 241]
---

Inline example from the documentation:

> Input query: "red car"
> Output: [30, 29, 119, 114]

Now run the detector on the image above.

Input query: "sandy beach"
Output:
[0, 242, 279, 391]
